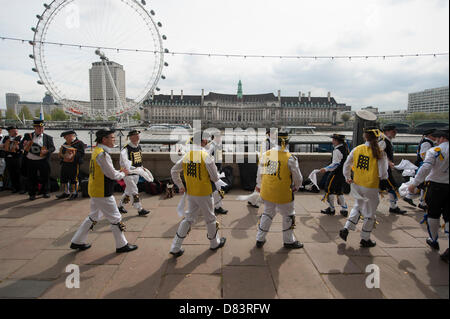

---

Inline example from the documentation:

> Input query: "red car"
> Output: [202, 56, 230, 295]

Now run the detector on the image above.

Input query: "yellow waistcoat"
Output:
[352, 145, 380, 189]
[88, 146, 115, 198]
[183, 150, 213, 197]
[260, 150, 293, 204]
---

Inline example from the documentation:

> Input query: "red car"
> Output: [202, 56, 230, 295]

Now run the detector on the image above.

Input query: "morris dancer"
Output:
[118, 130, 150, 216]
[70, 129, 137, 253]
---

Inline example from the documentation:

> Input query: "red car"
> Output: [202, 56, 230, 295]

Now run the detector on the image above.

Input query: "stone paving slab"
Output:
[99, 238, 171, 299]
[321, 274, 384, 299]
[0, 238, 54, 260]
[350, 256, 441, 299]
[267, 253, 333, 299]
[166, 245, 222, 275]
[303, 242, 363, 274]
[0, 227, 34, 249]
[40, 265, 118, 299]
[0, 280, 54, 299]
[24, 220, 79, 239]
[222, 266, 278, 299]
[0, 260, 29, 280]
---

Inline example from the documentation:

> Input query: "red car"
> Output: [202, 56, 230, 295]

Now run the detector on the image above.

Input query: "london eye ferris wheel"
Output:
[29, 0, 168, 119]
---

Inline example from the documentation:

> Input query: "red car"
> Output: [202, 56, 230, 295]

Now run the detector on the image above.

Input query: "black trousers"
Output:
[5, 157, 22, 191]
[324, 172, 345, 195]
[27, 159, 50, 196]
[60, 163, 79, 185]
[424, 181, 449, 222]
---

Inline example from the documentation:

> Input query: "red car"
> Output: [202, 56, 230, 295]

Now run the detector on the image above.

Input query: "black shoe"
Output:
[256, 240, 266, 248]
[440, 248, 449, 263]
[418, 203, 428, 211]
[138, 209, 150, 216]
[67, 194, 78, 201]
[29, 195, 36, 201]
[170, 248, 185, 258]
[43, 193, 50, 199]
[210, 237, 227, 251]
[70, 243, 92, 251]
[248, 201, 259, 209]
[118, 206, 128, 215]
[360, 239, 377, 248]
[426, 238, 440, 250]
[321, 207, 336, 216]
[56, 193, 70, 199]
[339, 228, 349, 242]
[214, 207, 228, 215]
[389, 207, 406, 215]
[403, 198, 417, 207]
[283, 241, 304, 249]
[116, 243, 138, 253]
[340, 210, 348, 217]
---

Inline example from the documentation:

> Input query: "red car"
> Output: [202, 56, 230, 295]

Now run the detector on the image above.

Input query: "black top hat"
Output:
[422, 129, 436, 136]
[60, 130, 76, 137]
[6, 125, 18, 131]
[431, 129, 449, 139]
[33, 119, 45, 127]
[364, 127, 382, 137]
[330, 134, 346, 141]
[95, 129, 116, 143]
[127, 130, 141, 137]
[383, 125, 397, 132]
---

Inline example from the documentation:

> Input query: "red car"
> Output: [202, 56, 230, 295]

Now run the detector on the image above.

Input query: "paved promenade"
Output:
[0, 189, 448, 299]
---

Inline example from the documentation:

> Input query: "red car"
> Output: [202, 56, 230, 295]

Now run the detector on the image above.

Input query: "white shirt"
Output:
[418, 138, 435, 161]
[171, 144, 220, 191]
[96, 144, 125, 181]
[120, 142, 139, 170]
[343, 142, 389, 181]
[325, 144, 344, 172]
[413, 141, 449, 185]
[26, 133, 44, 161]
[256, 145, 303, 190]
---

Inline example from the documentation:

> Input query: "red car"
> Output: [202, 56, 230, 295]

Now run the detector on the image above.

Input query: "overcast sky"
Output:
[0, 0, 448, 112]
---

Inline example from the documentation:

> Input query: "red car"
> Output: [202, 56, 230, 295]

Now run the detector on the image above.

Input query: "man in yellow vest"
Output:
[255, 131, 304, 249]
[169, 131, 226, 257]
[70, 129, 138, 253]
[339, 128, 389, 247]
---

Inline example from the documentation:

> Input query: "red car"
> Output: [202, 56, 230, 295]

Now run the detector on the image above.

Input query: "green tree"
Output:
[51, 108, 68, 121]
[132, 112, 141, 121]
[6, 109, 15, 120]
[18, 106, 33, 120]
[341, 113, 351, 123]
[44, 113, 52, 121]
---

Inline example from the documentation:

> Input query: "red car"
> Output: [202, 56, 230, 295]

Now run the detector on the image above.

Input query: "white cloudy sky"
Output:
[0, 0, 448, 111]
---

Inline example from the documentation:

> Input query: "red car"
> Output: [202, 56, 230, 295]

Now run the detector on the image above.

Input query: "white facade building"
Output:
[408, 86, 449, 114]
[89, 61, 126, 113]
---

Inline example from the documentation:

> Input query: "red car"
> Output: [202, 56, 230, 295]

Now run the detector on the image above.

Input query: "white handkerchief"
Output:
[308, 169, 321, 190]
[129, 167, 154, 182]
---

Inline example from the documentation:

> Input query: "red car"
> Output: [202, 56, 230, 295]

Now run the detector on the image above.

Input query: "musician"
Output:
[21, 120, 55, 200]
[1, 126, 23, 193]
[56, 130, 86, 200]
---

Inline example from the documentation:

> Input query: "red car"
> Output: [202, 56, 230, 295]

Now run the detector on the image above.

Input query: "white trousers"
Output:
[171, 194, 221, 253]
[345, 184, 379, 240]
[327, 194, 348, 210]
[71, 196, 128, 249]
[256, 200, 297, 244]
[119, 175, 143, 211]
[212, 190, 224, 209]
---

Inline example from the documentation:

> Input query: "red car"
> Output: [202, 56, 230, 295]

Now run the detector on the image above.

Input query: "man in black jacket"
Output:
[56, 130, 86, 200]
[1, 126, 23, 193]
[21, 120, 55, 200]
[381, 125, 406, 215]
